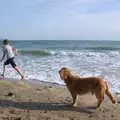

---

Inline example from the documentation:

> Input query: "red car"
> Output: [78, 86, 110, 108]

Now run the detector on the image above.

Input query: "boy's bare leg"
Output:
[1, 64, 6, 78]
[14, 67, 24, 80]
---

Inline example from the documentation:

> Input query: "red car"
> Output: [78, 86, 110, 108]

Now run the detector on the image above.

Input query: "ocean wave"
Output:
[18, 49, 120, 57]
[19, 50, 75, 56]
[19, 50, 51, 56]
[86, 46, 119, 51]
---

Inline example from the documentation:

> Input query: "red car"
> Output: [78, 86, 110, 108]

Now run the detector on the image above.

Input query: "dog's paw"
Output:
[72, 103, 77, 107]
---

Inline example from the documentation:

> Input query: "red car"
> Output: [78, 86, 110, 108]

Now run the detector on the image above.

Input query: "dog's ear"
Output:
[59, 68, 70, 80]
[59, 70, 68, 80]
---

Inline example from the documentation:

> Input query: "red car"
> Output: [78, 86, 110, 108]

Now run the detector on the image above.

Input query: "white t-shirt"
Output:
[3, 44, 15, 59]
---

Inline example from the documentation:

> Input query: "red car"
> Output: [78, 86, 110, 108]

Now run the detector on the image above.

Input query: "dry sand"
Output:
[0, 80, 119, 120]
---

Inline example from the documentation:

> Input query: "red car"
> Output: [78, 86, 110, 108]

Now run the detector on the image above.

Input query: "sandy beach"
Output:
[0, 80, 119, 120]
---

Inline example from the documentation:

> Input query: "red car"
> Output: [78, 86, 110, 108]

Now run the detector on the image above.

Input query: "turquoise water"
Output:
[1, 40, 120, 92]
[13, 40, 120, 51]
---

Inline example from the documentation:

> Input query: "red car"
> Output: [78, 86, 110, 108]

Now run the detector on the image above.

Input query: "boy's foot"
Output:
[20, 75, 24, 80]
[1, 74, 4, 78]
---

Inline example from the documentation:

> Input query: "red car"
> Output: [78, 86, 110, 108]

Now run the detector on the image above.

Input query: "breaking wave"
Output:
[19, 50, 51, 56]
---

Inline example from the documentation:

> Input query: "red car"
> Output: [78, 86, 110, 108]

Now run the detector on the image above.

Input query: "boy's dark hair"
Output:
[3, 39, 10, 45]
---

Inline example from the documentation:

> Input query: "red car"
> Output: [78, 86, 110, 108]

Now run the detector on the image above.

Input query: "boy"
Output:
[1, 39, 24, 80]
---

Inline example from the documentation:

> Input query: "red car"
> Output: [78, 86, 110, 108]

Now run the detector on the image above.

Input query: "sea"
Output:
[0, 40, 120, 93]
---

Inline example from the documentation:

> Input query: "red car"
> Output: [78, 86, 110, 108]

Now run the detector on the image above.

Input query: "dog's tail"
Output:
[105, 80, 116, 104]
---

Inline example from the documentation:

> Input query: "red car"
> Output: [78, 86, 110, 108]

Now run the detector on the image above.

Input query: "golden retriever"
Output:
[59, 67, 116, 108]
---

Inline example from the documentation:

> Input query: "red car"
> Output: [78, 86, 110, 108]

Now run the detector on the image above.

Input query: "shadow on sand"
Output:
[0, 99, 96, 114]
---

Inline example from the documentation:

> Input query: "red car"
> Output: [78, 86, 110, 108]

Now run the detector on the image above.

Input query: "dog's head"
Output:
[59, 67, 77, 80]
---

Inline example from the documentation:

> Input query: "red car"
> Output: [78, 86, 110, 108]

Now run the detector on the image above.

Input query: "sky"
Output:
[0, 0, 120, 40]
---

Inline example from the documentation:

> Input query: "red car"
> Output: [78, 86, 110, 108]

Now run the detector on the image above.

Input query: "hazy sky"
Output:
[0, 0, 120, 40]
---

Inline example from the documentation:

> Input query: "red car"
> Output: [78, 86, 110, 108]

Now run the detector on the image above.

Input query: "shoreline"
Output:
[1, 77, 119, 94]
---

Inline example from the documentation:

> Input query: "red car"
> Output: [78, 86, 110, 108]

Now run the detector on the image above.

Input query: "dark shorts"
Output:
[4, 57, 16, 68]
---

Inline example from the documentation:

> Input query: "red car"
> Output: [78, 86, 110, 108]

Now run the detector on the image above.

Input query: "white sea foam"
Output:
[1, 48, 120, 93]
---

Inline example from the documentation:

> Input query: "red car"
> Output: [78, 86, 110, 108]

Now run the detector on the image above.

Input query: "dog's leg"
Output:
[105, 82, 116, 104]
[73, 95, 79, 107]
[97, 98, 103, 108]
[95, 88, 104, 108]
[70, 91, 77, 106]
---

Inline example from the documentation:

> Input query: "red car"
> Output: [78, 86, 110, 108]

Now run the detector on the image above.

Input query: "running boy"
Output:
[1, 39, 24, 80]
